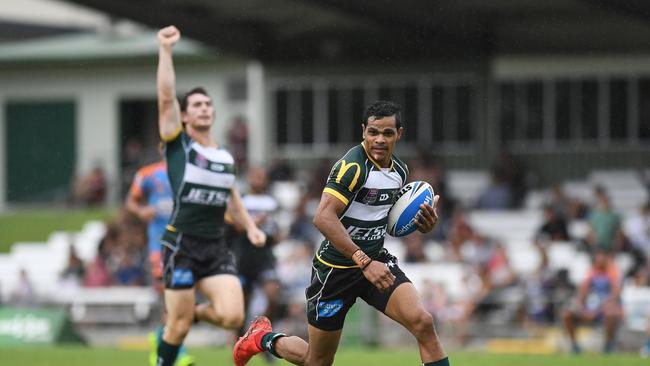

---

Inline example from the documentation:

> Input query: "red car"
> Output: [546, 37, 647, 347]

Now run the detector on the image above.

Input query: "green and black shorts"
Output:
[306, 249, 411, 331]
[161, 228, 237, 289]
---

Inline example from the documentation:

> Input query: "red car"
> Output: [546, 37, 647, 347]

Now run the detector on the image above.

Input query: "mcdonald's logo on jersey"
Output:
[333, 160, 361, 191]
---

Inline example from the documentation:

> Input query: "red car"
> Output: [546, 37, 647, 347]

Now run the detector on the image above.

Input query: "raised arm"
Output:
[157, 26, 183, 140]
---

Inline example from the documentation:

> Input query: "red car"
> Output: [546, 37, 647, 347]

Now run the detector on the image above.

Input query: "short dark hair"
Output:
[180, 87, 210, 112]
[362, 100, 402, 129]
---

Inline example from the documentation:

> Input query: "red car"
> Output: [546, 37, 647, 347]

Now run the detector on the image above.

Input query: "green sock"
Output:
[424, 357, 450, 366]
[157, 338, 180, 366]
[260, 332, 286, 359]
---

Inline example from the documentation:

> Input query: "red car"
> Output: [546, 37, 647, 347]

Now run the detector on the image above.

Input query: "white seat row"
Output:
[446, 170, 490, 207]
[0, 221, 106, 302]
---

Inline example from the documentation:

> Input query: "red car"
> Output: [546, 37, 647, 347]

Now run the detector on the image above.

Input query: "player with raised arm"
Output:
[233, 100, 450, 366]
[155, 25, 266, 366]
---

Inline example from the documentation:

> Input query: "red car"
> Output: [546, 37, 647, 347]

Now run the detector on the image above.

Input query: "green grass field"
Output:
[0, 346, 646, 366]
[0, 208, 116, 252]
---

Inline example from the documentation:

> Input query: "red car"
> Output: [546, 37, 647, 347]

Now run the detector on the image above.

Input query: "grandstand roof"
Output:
[0, 30, 218, 65]
[64, 0, 650, 62]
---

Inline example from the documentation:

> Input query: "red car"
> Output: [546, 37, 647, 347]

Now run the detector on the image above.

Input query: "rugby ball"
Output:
[387, 181, 434, 237]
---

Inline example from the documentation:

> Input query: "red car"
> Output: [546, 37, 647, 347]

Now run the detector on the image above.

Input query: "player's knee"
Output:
[410, 311, 435, 337]
[306, 353, 334, 366]
[166, 318, 192, 339]
[221, 311, 245, 329]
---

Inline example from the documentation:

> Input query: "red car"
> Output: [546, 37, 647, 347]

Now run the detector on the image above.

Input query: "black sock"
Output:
[157, 338, 181, 366]
[261, 332, 286, 359]
[424, 357, 450, 366]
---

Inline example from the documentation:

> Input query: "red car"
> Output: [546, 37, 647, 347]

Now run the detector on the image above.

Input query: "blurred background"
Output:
[1, 0, 650, 360]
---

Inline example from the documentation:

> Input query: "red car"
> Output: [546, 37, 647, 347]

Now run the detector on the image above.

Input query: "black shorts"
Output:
[239, 267, 279, 292]
[161, 230, 237, 289]
[306, 249, 410, 331]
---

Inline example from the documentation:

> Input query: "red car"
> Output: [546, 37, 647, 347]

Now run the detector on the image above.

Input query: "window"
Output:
[580, 80, 599, 141]
[499, 83, 516, 143]
[524, 81, 544, 141]
[274, 89, 288, 144]
[271, 76, 480, 152]
[639, 78, 650, 140]
[609, 79, 628, 141]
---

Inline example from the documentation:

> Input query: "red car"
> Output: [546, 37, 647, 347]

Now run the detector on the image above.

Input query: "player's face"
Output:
[593, 252, 608, 269]
[362, 115, 402, 167]
[182, 93, 214, 130]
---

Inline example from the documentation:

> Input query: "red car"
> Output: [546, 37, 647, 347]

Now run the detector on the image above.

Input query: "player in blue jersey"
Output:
[126, 157, 194, 366]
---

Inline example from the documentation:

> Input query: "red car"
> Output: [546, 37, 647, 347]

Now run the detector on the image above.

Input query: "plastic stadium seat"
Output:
[621, 285, 650, 332]
[548, 242, 578, 270]
[568, 220, 590, 240]
[447, 170, 490, 207]
[402, 262, 466, 300]
[562, 180, 594, 201]
[468, 210, 542, 242]
[507, 246, 541, 275]
[270, 181, 303, 211]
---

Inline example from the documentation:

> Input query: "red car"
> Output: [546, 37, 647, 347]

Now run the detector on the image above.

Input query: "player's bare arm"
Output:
[314, 192, 396, 291]
[416, 195, 440, 233]
[227, 185, 267, 247]
[125, 191, 156, 222]
[157, 25, 182, 140]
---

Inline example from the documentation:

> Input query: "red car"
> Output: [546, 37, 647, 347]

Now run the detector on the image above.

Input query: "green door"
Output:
[5, 101, 76, 202]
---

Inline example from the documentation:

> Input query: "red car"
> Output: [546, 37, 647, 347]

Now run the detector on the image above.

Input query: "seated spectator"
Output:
[70, 166, 107, 207]
[111, 212, 148, 286]
[455, 239, 517, 344]
[477, 243, 517, 296]
[535, 204, 570, 246]
[59, 243, 85, 292]
[447, 269, 485, 346]
[9, 269, 39, 307]
[402, 233, 428, 263]
[268, 158, 295, 182]
[446, 207, 481, 261]
[477, 169, 512, 210]
[585, 188, 625, 253]
[551, 268, 576, 315]
[289, 167, 327, 247]
[277, 242, 313, 301]
[493, 148, 528, 208]
[550, 185, 589, 221]
[421, 279, 449, 323]
[625, 201, 650, 266]
[562, 249, 622, 354]
[523, 246, 556, 325]
[84, 223, 117, 287]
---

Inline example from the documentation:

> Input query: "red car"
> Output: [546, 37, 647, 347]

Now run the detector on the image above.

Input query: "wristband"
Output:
[361, 260, 372, 271]
[352, 249, 371, 268]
